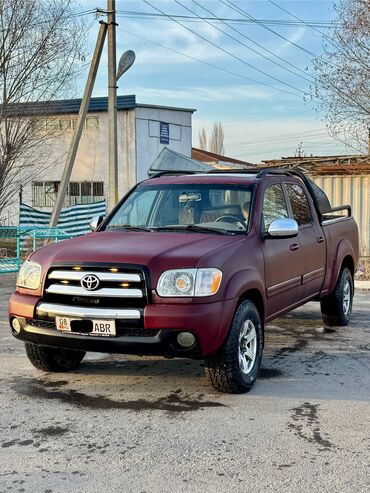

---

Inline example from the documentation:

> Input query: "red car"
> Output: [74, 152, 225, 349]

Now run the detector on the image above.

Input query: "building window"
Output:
[36, 116, 99, 133]
[32, 181, 105, 207]
[86, 117, 99, 130]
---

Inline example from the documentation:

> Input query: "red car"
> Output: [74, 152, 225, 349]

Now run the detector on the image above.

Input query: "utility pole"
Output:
[107, 0, 118, 211]
[49, 22, 107, 227]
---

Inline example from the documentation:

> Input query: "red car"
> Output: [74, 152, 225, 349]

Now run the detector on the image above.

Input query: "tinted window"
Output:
[262, 184, 289, 230]
[286, 184, 312, 225]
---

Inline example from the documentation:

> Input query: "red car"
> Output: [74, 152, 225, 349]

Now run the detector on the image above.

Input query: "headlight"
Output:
[157, 268, 222, 297]
[16, 260, 41, 290]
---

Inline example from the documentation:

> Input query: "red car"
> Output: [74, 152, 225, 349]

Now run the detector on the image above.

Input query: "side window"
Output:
[286, 184, 312, 226]
[262, 184, 289, 230]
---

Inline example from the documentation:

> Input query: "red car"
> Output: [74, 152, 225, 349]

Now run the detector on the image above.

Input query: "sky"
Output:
[77, 0, 351, 163]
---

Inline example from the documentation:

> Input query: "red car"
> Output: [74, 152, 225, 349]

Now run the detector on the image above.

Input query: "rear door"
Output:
[284, 181, 326, 298]
[259, 182, 303, 318]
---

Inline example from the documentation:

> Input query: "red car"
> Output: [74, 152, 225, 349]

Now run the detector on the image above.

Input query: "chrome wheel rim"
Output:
[343, 279, 351, 315]
[238, 320, 257, 375]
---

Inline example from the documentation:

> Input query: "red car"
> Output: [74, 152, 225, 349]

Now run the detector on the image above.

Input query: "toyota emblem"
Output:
[80, 274, 100, 291]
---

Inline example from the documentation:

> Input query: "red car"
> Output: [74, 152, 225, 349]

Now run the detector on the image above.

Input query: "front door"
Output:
[260, 183, 303, 319]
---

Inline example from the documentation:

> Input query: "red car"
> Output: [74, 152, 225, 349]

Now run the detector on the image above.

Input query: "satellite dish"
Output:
[116, 50, 136, 81]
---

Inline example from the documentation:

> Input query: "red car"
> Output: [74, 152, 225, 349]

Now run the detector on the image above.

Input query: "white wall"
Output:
[1, 104, 193, 225]
[135, 106, 193, 182]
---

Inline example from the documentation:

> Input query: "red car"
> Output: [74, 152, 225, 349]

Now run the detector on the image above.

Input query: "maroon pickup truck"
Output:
[9, 169, 359, 393]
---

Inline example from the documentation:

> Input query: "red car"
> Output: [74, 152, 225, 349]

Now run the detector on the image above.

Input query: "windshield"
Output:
[105, 184, 252, 234]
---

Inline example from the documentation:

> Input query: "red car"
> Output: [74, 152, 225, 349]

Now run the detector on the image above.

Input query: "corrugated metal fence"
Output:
[312, 175, 370, 257]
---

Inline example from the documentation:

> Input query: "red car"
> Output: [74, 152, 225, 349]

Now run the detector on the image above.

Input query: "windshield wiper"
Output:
[106, 224, 154, 232]
[155, 225, 232, 235]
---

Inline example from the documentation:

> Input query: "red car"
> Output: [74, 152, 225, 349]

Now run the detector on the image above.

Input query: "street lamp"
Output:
[117, 50, 136, 81]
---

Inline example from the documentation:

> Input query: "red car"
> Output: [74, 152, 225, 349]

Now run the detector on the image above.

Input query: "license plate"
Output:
[56, 317, 116, 337]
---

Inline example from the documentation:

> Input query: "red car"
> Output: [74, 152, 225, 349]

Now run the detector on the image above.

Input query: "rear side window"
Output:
[286, 184, 312, 225]
[262, 184, 289, 231]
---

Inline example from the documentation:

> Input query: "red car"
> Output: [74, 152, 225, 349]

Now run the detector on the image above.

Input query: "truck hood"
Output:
[31, 230, 243, 283]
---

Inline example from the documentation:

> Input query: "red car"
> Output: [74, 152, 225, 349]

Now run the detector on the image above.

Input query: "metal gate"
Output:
[0, 227, 72, 274]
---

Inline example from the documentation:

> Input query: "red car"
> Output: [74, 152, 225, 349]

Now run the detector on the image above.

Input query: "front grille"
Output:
[37, 264, 149, 330]
[43, 265, 148, 309]
[26, 319, 159, 338]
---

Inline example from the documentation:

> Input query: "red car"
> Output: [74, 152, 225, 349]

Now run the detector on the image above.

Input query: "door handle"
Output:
[317, 236, 324, 243]
[290, 243, 299, 251]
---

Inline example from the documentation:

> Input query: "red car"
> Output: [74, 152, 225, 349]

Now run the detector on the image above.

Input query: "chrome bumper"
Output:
[36, 302, 141, 320]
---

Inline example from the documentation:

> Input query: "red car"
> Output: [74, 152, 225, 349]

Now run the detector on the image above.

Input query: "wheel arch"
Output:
[238, 288, 265, 327]
[341, 254, 355, 278]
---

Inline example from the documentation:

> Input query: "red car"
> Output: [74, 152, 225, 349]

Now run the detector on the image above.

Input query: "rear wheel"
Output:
[204, 300, 263, 393]
[320, 267, 354, 326]
[25, 343, 85, 372]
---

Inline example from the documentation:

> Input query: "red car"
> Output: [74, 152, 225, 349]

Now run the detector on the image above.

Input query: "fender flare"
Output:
[223, 268, 265, 314]
[327, 238, 356, 294]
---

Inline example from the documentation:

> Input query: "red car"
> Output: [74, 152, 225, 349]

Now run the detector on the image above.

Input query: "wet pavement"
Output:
[0, 274, 369, 492]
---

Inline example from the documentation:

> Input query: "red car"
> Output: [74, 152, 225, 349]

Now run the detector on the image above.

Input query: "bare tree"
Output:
[311, 0, 370, 151]
[198, 127, 207, 150]
[0, 0, 87, 217]
[209, 121, 225, 155]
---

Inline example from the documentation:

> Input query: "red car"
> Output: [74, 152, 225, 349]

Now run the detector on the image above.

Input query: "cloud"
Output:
[131, 84, 275, 103]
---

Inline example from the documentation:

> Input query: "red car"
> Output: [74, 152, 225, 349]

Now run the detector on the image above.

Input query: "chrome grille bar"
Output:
[48, 270, 141, 283]
[46, 284, 143, 298]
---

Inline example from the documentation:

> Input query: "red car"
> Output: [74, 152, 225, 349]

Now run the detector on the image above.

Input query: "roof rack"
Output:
[148, 170, 199, 179]
[207, 168, 258, 175]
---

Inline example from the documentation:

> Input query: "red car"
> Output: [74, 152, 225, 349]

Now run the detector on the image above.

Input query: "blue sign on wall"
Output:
[160, 122, 170, 144]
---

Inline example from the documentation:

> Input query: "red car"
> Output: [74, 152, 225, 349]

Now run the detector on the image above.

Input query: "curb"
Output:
[355, 281, 370, 291]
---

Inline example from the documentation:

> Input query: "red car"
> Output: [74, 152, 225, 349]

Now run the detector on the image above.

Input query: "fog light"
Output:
[11, 318, 21, 334]
[176, 331, 196, 348]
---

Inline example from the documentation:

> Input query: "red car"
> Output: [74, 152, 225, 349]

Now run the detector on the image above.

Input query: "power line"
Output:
[115, 10, 337, 28]
[190, 0, 313, 83]
[174, 0, 309, 91]
[142, 0, 305, 97]
[121, 28, 301, 94]
[267, 0, 337, 47]
[221, 0, 370, 114]
[221, 0, 326, 61]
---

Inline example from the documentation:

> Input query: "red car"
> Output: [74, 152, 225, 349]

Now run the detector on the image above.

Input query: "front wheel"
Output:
[320, 267, 354, 326]
[25, 343, 85, 372]
[204, 300, 263, 393]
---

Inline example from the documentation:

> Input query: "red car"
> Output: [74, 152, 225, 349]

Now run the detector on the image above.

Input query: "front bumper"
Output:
[9, 292, 237, 357]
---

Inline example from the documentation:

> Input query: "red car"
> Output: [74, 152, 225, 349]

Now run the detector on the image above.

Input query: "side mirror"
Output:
[267, 218, 298, 238]
[89, 215, 105, 232]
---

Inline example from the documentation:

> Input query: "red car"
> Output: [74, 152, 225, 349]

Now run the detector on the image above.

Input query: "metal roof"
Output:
[192, 147, 254, 166]
[7, 95, 195, 116]
[8, 95, 136, 116]
[148, 147, 212, 176]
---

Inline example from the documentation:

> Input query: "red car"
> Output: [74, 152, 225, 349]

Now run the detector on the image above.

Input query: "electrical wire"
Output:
[221, 0, 327, 61]
[120, 27, 302, 94]
[267, 0, 337, 47]
[189, 0, 313, 83]
[115, 10, 337, 29]
[142, 0, 305, 97]
[222, 0, 370, 114]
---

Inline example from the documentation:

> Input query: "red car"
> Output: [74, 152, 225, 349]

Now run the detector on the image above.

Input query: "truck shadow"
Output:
[13, 302, 369, 406]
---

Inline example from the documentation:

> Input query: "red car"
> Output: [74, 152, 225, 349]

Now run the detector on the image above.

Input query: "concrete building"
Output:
[3, 95, 194, 224]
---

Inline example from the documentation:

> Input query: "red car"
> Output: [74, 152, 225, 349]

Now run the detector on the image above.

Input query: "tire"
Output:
[204, 300, 263, 394]
[320, 267, 354, 326]
[25, 343, 85, 372]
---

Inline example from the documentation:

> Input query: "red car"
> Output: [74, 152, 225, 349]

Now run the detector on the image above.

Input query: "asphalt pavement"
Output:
[0, 274, 369, 493]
